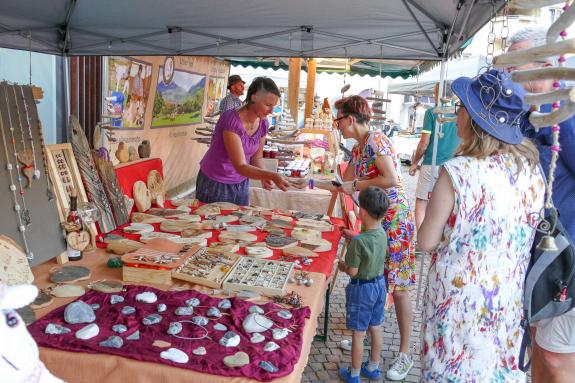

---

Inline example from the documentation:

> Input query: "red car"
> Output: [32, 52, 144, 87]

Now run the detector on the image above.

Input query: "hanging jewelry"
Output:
[18, 85, 40, 180]
[11, 85, 36, 188]
[0, 83, 33, 260]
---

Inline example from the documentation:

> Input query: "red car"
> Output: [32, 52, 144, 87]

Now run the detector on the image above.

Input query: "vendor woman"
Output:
[196, 77, 290, 205]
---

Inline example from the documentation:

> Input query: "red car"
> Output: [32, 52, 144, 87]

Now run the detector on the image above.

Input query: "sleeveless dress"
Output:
[421, 154, 544, 382]
[351, 131, 415, 292]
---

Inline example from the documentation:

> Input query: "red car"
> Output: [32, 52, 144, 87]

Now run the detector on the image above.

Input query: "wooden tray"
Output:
[172, 248, 240, 289]
[222, 257, 294, 296]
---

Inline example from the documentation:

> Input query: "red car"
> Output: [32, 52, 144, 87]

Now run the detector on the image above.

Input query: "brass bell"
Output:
[536, 235, 559, 252]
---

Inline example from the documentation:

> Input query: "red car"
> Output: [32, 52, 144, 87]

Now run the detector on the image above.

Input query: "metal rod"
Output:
[402, 0, 441, 56]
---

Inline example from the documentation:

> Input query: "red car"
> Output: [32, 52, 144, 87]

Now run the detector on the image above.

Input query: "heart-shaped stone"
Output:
[223, 352, 250, 368]
[192, 346, 207, 356]
[66, 230, 90, 251]
[264, 341, 280, 352]
[250, 333, 265, 344]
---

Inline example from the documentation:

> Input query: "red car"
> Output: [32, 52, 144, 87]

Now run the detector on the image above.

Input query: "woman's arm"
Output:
[251, 137, 273, 190]
[354, 156, 398, 190]
[223, 132, 289, 190]
[417, 168, 455, 252]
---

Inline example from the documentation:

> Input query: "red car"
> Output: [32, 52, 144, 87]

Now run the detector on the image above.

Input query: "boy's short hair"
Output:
[358, 186, 389, 220]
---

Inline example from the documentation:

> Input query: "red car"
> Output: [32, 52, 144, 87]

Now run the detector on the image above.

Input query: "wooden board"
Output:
[194, 204, 221, 216]
[181, 229, 212, 239]
[207, 201, 240, 211]
[93, 151, 130, 226]
[123, 267, 173, 285]
[159, 220, 200, 233]
[0, 235, 34, 285]
[171, 198, 199, 207]
[295, 218, 334, 232]
[172, 248, 240, 288]
[300, 238, 332, 252]
[218, 231, 258, 242]
[131, 212, 166, 224]
[283, 246, 318, 258]
[207, 242, 240, 253]
[139, 232, 181, 243]
[50, 266, 91, 283]
[105, 238, 144, 255]
[291, 228, 322, 241]
[222, 257, 295, 296]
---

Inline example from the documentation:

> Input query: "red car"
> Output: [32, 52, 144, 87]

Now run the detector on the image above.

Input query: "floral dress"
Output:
[351, 131, 415, 292]
[421, 155, 544, 382]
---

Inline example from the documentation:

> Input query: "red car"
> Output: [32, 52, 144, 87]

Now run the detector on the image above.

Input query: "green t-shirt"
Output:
[422, 108, 460, 165]
[344, 228, 387, 280]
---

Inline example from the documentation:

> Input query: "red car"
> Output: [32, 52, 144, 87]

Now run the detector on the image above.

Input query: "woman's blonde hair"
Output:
[457, 119, 539, 174]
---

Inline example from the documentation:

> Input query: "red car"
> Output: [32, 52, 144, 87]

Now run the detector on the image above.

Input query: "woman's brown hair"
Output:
[334, 95, 371, 124]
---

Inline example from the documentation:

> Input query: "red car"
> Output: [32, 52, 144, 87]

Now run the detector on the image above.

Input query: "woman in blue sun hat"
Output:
[417, 69, 545, 382]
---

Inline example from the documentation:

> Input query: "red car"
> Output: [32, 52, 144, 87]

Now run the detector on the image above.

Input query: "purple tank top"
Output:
[200, 109, 268, 184]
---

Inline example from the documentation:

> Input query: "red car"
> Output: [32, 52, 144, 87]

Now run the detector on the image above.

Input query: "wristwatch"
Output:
[352, 179, 359, 192]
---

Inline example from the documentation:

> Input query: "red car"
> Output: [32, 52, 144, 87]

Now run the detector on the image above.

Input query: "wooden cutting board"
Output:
[181, 229, 213, 239]
[172, 198, 199, 207]
[139, 232, 181, 243]
[0, 235, 34, 285]
[283, 246, 318, 258]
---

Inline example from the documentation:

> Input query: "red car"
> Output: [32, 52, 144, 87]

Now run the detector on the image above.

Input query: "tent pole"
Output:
[288, 58, 302, 124]
[64, 56, 71, 139]
[304, 58, 317, 119]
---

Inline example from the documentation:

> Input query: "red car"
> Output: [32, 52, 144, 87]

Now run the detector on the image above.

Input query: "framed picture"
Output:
[45, 143, 98, 237]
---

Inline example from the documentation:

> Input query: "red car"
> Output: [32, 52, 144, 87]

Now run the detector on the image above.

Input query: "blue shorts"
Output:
[345, 276, 387, 331]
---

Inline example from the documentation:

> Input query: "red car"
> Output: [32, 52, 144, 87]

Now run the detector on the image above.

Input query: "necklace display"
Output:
[0, 83, 33, 260]
[17, 85, 41, 182]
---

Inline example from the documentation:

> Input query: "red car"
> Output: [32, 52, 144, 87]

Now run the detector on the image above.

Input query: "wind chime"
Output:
[494, 0, 575, 251]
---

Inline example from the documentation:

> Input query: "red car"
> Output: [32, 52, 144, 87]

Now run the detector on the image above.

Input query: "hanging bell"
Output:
[536, 235, 559, 252]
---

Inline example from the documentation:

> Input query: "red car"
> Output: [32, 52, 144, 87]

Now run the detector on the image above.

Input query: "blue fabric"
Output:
[195, 169, 249, 206]
[522, 106, 575, 239]
[421, 108, 460, 166]
[345, 277, 386, 331]
[452, 69, 527, 144]
[219, 93, 243, 113]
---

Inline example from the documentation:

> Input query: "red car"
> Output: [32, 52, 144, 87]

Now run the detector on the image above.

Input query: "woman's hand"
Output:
[262, 179, 274, 190]
[338, 181, 355, 195]
[272, 173, 290, 191]
[408, 163, 418, 176]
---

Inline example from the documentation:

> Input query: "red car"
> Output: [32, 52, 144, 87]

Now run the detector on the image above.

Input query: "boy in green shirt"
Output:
[338, 186, 389, 383]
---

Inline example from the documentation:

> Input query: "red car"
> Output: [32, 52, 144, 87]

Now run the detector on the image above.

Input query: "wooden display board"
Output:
[222, 257, 295, 296]
[0, 83, 66, 266]
[172, 248, 240, 288]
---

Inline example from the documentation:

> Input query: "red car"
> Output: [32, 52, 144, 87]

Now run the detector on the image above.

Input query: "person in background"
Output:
[196, 77, 290, 205]
[408, 82, 460, 230]
[335, 95, 416, 381]
[338, 187, 389, 383]
[130, 64, 144, 102]
[507, 26, 575, 383]
[319, 97, 333, 120]
[219, 74, 245, 113]
[418, 69, 544, 382]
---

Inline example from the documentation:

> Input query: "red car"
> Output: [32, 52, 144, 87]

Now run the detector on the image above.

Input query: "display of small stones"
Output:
[192, 316, 209, 326]
[50, 266, 91, 284]
[218, 299, 231, 309]
[243, 313, 273, 333]
[250, 332, 265, 343]
[186, 297, 200, 307]
[172, 248, 239, 289]
[160, 347, 189, 364]
[207, 307, 222, 318]
[223, 257, 295, 296]
[175, 306, 193, 316]
[272, 328, 289, 340]
[219, 331, 241, 347]
[168, 322, 183, 335]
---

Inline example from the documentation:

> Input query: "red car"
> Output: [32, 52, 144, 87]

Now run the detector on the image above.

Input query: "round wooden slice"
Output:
[66, 230, 90, 251]
[218, 231, 258, 242]
[283, 246, 318, 258]
[50, 284, 85, 298]
[300, 238, 332, 252]
[172, 198, 199, 208]
[173, 213, 201, 222]
[30, 291, 54, 309]
[123, 223, 155, 234]
[291, 227, 322, 242]
[181, 229, 213, 239]
[50, 266, 91, 284]
[133, 181, 152, 212]
[195, 205, 221, 216]
[246, 246, 274, 259]
[147, 170, 165, 203]
[265, 235, 298, 249]
[208, 242, 240, 253]
[139, 232, 180, 243]
[208, 202, 240, 211]
[131, 212, 166, 224]
[89, 280, 124, 293]
[159, 220, 197, 233]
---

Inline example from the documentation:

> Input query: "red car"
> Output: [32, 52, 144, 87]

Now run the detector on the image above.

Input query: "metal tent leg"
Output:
[314, 282, 332, 342]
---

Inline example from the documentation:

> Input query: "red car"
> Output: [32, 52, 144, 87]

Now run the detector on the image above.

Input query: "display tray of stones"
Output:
[172, 247, 241, 289]
[222, 257, 295, 296]
[27, 285, 311, 382]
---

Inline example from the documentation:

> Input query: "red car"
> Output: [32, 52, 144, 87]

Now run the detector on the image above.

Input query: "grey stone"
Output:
[135, 292, 157, 303]
[112, 324, 128, 333]
[248, 305, 264, 314]
[110, 295, 124, 304]
[142, 313, 162, 325]
[243, 313, 273, 333]
[175, 306, 193, 316]
[167, 322, 182, 335]
[277, 310, 292, 320]
[213, 323, 227, 331]
[192, 316, 208, 326]
[219, 331, 240, 347]
[207, 307, 221, 318]
[64, 301, 96, 324]
[99, 335, 123, 348]
[75, 323, 99, 340]
[192, 346, 207, 356]
[126, 330, 140, 340]
[272, 328, 289, 340]
[264, 341, 280, 352]
[237, 290, 259, 299]
[157, 303, 167, 312]
[250, 333, 265, 343]
[185, 298, 200, 307]
[45, 323, 71, 335]
[91, 303, 100, 311]
[218, 299, 231, 309]
[260, 360, 279, 373]
[121, 306, 136, 315]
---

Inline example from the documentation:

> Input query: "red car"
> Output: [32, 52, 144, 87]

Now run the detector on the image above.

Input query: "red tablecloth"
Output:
[115, 158, 163, 198]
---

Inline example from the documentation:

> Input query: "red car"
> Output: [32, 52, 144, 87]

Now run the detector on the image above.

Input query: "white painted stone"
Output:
[160, 348, 189, 364]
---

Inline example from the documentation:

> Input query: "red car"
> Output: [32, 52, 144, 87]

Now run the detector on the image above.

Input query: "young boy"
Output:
[338, 186, 389, 383]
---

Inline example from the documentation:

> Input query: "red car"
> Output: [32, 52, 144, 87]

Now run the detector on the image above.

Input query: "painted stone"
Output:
[272, 328, 289, 340]
[259, 360, 279, 373]
[135, 292, 158, 303]
[75, 323, 99, 340]
[250, 333, 265, 344]
[91, 304, 100, 311]
[64, 301, 96, 324]
[223, 352, 250, 368]
[121, 306, 136, 315]
[142, 313, 162, 325]
[218, 299, 232, 309]
[219, 331, 241, 347]
[192, 346, 207, 356]
[152, 340, 171, 348]
[213, 323, 227, 332]
[207, 307, 221, 318]
[185, 298, 200, 307]
[157, 303, 167, 312]
[192, 316, 209, 326]
[112, 324, 128, 333]
[126, 330, 140, 341]
[167, 322, 183, 335]
[160, 348, 189, 364]
[45, 323, 71, 335]
[248, 305, 264, 314]
[242, 313, 273, 333]
[110, 295, 124, 304]
[264, 341, 280, 352]
[99, 335, 123, 348]
[277, 310, 292, 320]
[175, 306, 193, 316]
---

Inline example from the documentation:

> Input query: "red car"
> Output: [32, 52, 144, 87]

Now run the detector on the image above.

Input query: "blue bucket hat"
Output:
[451, 69, 527, 144]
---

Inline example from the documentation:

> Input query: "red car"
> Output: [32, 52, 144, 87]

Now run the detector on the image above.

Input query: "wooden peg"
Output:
[493, 39, 575, 68]
[511, 67, 575, 83]
[524, 87, 575, 106]
[529, 100, 575, 129]
[547, 5, 575, 43]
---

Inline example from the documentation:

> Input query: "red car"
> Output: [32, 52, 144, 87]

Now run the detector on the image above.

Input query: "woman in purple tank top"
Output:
[196, 77, 290, 205]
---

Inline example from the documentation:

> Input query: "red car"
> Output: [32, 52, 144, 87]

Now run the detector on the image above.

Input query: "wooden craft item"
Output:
[268, 219, 293, 229]
[494, 38, 575, 68]
[530, 99, 575, 129]
[194, 204, 221, 216]
[208, 242, 240, 253]
[133, 181, 152, 212]
[131, 212, 166, 224]
[223, 225, 258, 232]
[88, 280, 124, 293]
[139, 232, 181, 243]
[106, 239, 144, 255]
[128, 146, 139, 162]
[283, 246, 318, 258]
[50, 284, 85, 298]
[222, 257, 295, 296]
[524, 88, 575, 106]
[245, 246, 274, 259]
[271, 214, 293, 222]
[218, 231, 258, 242]
[0, 235, 34, 285]
[115, 142, 129, 163]
[262, 226, 285, 236]
[138, 140, 151, 158]
[265, 235, 298, 249]
[93, 151, 130, 226]
[160, 220, 200, 233]
[274, 209, 294, 217]
[50, 266, 91, 284]
[123, 223, 155, 234]
[214, 215, 240, 224]
[172, 248, 240, 288]
[16, 306, 36, 325]
[172, 198, 199, 208]
[147, 170, 166, 207]
[69, 116, 116, 232]
[181, 229, 213, 239]
[66, 230, 90, 251]
[124, 194, 135, 213]
[173, 213, 201, 222]
[239, 215, 266, 227]
[291, 227, 322, 242]
[300, 238, 332, 252]
[30, 291, 54, 309]
[296, 218, 334, 232]
[121, 239, 199, 269]
[17, 149, 34, 188]
[547, 4, 575, 43]
[167, 237, 208, 247]
[147, 208, 186, 217]
[207, 201, 240, 211]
